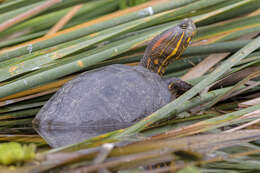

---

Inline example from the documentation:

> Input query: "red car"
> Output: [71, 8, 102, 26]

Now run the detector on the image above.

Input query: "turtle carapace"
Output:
[33, 18, 197, 128]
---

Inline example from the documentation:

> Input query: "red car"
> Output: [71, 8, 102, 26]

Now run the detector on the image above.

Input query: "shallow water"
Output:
[0, 126, 48, 149]
[0, 122, 127, 148]
[34, 124, 125, 148]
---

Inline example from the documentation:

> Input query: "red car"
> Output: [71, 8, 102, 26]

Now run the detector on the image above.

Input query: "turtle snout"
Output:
[180, 18, 196, 37]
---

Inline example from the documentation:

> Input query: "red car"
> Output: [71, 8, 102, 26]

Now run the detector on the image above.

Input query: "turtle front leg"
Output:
[165, 77, 193, 97]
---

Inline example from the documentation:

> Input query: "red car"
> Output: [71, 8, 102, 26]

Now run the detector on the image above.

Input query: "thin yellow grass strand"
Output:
[0, 0, 168, 54]
[0, 75, 75, 102]
[45, 4, 83, 36]
[0, 0, 62, 32]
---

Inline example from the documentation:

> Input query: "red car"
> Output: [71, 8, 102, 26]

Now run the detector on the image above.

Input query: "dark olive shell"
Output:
[33, 64, 172, 129]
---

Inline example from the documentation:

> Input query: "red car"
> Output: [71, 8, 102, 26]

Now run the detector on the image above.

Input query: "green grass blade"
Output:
[0, 0, 227, 61]
[116, 34, 260, 138]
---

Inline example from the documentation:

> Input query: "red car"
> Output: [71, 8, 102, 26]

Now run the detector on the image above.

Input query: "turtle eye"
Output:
[180, 23, 187, 29]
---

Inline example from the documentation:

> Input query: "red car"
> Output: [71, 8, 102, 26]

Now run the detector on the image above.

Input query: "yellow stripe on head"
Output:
[157, 32, 185, 74]
[159, 32, 177, 57]
[186, 37, 191, 44]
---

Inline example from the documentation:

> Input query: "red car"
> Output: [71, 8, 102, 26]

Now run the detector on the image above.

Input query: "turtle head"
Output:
[140, 18, 196, 75]
[179, 18, 196, 39]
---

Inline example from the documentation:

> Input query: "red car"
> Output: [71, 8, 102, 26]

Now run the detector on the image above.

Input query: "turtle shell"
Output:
[33, 64, 172, 128]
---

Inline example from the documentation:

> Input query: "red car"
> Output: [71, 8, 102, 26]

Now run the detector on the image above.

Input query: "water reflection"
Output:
[34, 124, 130, 148]
[0, 126, 47, 145]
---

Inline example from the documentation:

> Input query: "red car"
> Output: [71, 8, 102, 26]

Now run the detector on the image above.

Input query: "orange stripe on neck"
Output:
[151, 32, 171, 51]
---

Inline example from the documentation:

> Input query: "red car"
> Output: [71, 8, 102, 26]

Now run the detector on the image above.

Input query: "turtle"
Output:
[33, 18, 197, 129]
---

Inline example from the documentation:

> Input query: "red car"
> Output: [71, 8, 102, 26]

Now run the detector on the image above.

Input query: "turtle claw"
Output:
[165, 77, 193, 96]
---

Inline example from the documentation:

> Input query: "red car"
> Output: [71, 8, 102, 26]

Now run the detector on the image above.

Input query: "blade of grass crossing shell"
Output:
[50, 87, 238, 152]
[115, 34, 260, 138]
